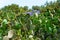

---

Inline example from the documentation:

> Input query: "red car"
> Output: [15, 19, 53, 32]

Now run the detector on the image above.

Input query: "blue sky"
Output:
[0, 0, 57, 8]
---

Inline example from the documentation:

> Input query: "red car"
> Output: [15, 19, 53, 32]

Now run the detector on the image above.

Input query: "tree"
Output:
[32, 6, 40, 10]
[1, 4, 20, 13]
[23, 6, 28, 11]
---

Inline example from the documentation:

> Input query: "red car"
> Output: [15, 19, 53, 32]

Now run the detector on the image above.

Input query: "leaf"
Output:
[8, 30, 14, 38]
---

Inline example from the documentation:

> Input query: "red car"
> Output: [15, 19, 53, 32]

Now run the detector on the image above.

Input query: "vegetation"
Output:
[0, 0, 60, 40]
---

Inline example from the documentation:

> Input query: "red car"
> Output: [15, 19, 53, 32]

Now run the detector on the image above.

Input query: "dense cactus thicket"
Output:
[0, 0, 60, 40]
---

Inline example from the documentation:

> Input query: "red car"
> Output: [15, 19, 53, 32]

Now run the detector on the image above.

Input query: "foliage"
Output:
[0, 0, 60, 40]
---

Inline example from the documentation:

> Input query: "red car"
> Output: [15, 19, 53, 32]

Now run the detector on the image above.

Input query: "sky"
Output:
[0, 0, 57, 8]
